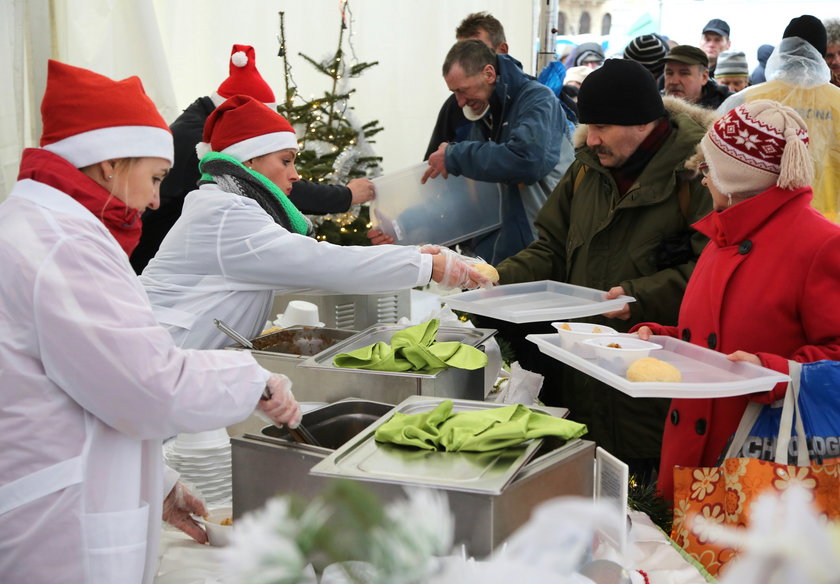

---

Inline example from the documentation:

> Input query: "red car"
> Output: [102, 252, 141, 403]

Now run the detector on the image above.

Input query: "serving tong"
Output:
[215, 318, 321, 447]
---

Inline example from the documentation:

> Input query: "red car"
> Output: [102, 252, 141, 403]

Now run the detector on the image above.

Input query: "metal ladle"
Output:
[213, 319, 320, 447]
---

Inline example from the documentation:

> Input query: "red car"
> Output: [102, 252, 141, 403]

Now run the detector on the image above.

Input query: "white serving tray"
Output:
[443, 281, 635, 323]
[527, 333, 790, 398]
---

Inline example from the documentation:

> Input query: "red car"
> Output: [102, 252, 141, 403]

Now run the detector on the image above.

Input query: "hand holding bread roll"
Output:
[473, 263, 499, 284]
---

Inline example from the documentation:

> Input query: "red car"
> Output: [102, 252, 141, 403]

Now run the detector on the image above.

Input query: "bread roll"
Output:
[626, 357, 682, 382]
[473, 263, 499, 284]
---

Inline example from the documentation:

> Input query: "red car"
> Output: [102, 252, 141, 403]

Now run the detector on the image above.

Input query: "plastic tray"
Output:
[527, 333, 790, 398]
[370, 162, 502, 246]
[443, 281, 635, 323]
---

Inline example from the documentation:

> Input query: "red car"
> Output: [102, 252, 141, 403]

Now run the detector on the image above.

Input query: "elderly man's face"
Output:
[826, 42, 840, 82]
[700, 32, 730, 62]
[586, 124, 651, 168]
[664, 62, 709, 103]
[445, 62, 496, 115]
[716, 76, 748, 93]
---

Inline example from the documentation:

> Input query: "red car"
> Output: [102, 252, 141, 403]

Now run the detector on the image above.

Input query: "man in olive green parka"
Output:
[494, 59, 718, 479]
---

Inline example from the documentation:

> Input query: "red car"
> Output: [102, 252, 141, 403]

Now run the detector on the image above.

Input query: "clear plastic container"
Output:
[370, 162, 502, 246]
[582, 336, 662, 373]
[444, 281, 635, 324]
[552, 321, 618, 358]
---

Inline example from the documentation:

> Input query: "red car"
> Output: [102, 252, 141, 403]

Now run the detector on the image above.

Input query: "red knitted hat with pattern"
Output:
[213, 44, 276, 108]
[40, 60, 173, 167]
[701, 100, 813, 194]
[197, 95, 297, 162]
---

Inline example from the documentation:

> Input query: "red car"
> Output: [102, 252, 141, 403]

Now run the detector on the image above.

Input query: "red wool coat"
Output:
[636, 186, 840, 500]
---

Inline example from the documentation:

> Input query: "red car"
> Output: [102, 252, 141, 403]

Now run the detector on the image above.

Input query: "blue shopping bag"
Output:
[729, 360, 840, 464]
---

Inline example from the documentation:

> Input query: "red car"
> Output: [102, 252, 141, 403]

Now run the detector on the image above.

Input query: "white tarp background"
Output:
[4, 1, 836, 201]
[0, 0, 534, 200]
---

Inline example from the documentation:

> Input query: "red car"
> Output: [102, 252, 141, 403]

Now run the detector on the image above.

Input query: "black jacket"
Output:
[698, 79, 732, 110]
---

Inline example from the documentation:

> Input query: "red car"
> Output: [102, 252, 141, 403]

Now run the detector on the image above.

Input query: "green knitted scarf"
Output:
[198, 151, 311, 236]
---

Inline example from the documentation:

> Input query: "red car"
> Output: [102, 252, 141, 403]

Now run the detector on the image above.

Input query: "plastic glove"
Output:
[257, 373, 302, 429]
[162, 480, 208, 544]
[430, 250, 490, 290]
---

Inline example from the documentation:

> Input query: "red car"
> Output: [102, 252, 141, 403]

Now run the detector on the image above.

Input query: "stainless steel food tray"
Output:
[310, 396, 544, 495]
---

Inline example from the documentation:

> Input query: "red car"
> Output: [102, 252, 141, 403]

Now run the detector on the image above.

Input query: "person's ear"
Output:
[496, 42, 509, 55]
[100, 160, 117, 181]
[484, 64, 497, 84]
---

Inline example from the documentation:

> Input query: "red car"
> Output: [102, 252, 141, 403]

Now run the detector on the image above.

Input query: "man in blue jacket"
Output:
[423, 39, 574, 265]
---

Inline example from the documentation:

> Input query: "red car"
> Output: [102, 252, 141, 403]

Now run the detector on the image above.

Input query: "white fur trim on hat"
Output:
[42, 126, 174, 167]
[219, 131, 298, 162]
[210, 92, 277, 111]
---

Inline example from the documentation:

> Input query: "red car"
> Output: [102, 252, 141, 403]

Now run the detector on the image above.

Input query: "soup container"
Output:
[552, 322, 618, 357]
[582, 336, 662, 373]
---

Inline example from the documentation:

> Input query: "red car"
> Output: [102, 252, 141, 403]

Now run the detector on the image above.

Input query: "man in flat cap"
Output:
[663, 45, 732, 109]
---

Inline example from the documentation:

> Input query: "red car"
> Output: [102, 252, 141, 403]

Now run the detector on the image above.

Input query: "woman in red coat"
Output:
[636, 99, 840, 501]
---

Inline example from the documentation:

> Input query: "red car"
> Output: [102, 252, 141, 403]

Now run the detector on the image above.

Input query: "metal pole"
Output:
[536, 0, 559, 75]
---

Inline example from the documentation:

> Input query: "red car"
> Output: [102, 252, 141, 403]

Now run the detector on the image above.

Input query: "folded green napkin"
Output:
[374, 400, 588, 452]
[332, 319, 487, 372]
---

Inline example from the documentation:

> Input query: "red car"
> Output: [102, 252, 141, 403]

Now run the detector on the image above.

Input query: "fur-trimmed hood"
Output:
[572, 96, 720, 148]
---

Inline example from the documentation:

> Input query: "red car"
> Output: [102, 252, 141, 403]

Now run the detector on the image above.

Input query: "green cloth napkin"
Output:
[374, 400, 588, 452]
[332, 319, 488, 372]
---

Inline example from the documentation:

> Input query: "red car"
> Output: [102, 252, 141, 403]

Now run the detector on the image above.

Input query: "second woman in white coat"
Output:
[140, 95, 487, 350]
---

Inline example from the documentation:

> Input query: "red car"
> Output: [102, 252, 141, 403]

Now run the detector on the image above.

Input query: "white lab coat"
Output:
[140, 184, 433, 349]
[0, 179, 271, 584]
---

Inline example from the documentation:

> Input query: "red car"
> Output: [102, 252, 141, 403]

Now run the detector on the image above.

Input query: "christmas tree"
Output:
[276, 2, 383, 245]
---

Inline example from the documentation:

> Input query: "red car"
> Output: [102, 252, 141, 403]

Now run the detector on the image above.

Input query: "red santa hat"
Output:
[197, 94, 297, 161]
[212, 44, 276, 109]
[39, 60, 173, 168]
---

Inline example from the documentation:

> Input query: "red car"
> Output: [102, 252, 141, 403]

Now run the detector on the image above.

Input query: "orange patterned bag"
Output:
[669, 362, 840, 576]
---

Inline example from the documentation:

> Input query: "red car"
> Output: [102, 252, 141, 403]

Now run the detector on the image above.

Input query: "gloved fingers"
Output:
[162, 481, 209, 544]
[464, 265, 492, 290]
[258, 374, 302, 428]
[419, 244, 442, 254]
[175, 480, 208, 518]
[172, 512, 209, 545]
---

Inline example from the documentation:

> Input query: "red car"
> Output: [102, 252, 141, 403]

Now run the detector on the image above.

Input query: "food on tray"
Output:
[607, 343, 622, 348]
[626, 357, 682, 382]
[557, 323, 603, 333]
[473, 263, 500, 283]
[220, 516, 233, 526]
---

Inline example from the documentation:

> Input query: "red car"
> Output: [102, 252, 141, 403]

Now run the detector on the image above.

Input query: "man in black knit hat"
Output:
[485, 59, 715, 481]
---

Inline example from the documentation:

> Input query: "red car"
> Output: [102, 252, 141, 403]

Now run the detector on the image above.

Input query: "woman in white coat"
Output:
[0, 61, 301, 584]
[140, 95, 487, 350]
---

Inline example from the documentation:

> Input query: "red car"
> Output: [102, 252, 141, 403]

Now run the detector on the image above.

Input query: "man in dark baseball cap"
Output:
[700, 18, 731, 75]
[664, 44, 731, 108]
